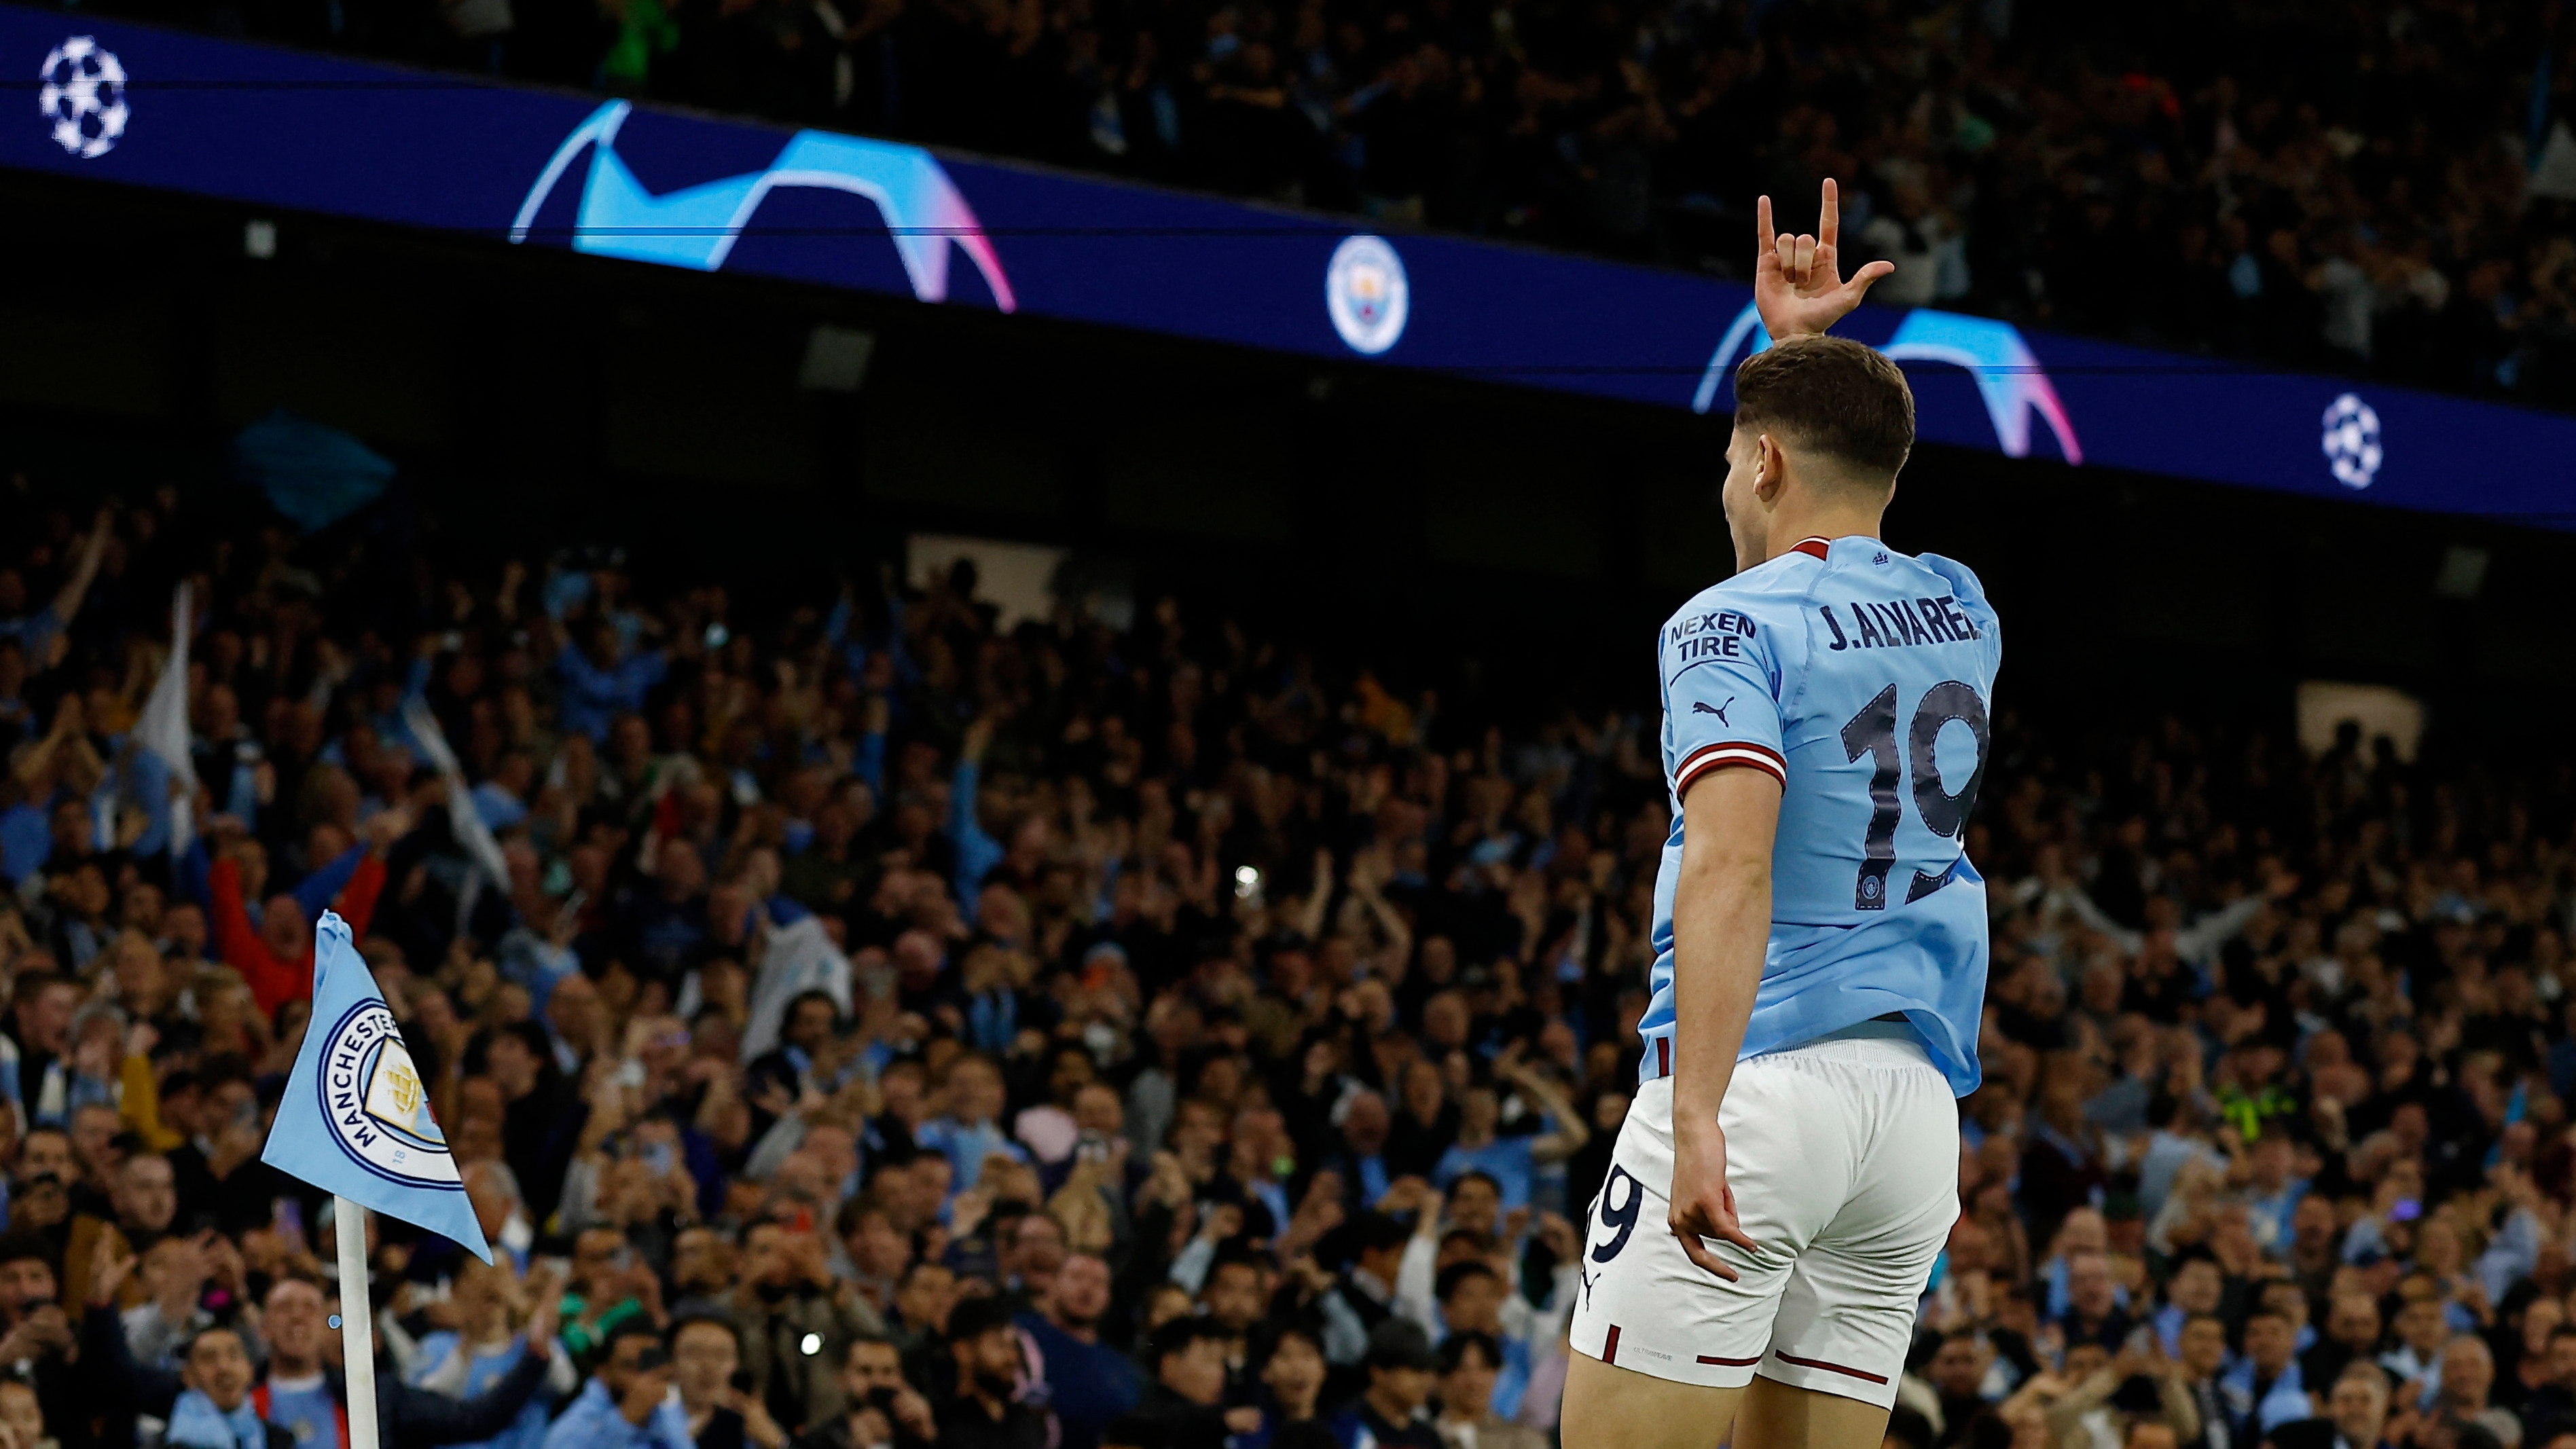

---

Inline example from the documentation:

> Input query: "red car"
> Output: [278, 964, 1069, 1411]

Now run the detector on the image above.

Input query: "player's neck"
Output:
[1756, 502, 1883, 565]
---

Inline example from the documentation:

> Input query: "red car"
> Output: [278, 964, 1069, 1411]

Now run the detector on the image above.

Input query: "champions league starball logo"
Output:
[38, 37, 127, 160]
[1695, 302, 2083, 465]
[2321, 392, 2382, 490]
[511, 101, 1015, 310]
[1325, 235, 1410, 355]
[317, 1000, 460, 1189]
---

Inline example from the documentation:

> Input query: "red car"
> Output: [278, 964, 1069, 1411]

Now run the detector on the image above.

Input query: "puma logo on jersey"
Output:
[1692, 698, 1733, 724]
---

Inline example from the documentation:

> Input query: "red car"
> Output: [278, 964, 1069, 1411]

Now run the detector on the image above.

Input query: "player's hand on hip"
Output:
[1754, 178, 1895, 341]
[1669, 1120, 1760, 1281]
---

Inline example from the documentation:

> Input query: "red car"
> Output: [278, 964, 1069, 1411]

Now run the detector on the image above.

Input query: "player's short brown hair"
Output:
[1732, 334, 1915, 481]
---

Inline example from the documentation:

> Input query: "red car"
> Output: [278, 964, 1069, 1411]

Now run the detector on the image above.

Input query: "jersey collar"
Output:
[1788, 536, 1832, 561]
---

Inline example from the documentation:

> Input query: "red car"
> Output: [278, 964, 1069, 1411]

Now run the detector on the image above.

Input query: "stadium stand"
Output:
[65, 0, 2576, 403]
[0, 476, 2564, 1449]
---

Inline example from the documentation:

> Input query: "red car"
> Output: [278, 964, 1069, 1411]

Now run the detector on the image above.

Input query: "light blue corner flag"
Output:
[261, 912, 492, 1263]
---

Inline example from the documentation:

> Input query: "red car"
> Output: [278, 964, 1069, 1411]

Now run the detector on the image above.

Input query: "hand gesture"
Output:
[523, 1266, 565, 1347]
[888, 1387, 937, 1439]
[1536, 1212, 1579, 1262]
[1754, 179, 1893, 341]
[89, 1241, 138, 1308]
[0, 1314, 47, 1365]
[1144, 1152, 1193, 1210]
[1199, 1203, 1245, 1245]
[203, 1232, 249, 1295]
[950, 1186, 995, 1240]
[19, 1306, 73, 1358]
[1668, 1120, 1760, 1281]
[157, 1235, 213, 1316]
[729, 1387, 789, 1449]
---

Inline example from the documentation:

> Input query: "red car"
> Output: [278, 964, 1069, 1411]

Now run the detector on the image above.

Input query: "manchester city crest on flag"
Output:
[320, 1001, 452, 1186]
[264, 911, 490, 1261]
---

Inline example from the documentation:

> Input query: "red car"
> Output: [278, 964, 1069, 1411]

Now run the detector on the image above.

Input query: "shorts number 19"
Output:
[1592, 1166, 1642, 1263]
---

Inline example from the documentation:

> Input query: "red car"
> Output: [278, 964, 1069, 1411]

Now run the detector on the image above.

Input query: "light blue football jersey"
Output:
[1637, 534, 2000, 1097]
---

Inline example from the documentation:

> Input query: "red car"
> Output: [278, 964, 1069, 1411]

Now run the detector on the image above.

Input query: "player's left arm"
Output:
[1666, 765, 1780, 1280]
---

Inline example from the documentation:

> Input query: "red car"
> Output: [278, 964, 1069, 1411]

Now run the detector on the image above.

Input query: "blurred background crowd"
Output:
[0, 481, 2555, 1449]
[0, 480, 2566, 1449]
[55, 0, 2576, 406]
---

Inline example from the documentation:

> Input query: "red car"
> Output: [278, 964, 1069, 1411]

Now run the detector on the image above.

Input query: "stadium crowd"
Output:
[71, 0, 2576, 405]
[0, 481, 2566, 1449]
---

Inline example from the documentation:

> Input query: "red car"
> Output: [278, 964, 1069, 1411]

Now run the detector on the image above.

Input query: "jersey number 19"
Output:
[1840, 680, 1990, 911]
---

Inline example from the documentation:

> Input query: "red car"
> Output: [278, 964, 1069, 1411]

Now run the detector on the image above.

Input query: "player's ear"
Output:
[1754, 434, 1788, 504]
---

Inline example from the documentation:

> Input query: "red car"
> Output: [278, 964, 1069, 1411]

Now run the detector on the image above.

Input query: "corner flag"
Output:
[261, 911, 492, 1264]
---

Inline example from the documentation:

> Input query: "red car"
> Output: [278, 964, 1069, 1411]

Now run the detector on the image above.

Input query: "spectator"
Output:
[403, 1262, 574, 1449]
[916, 1054, 1026, 1197]
[1430, 1332, 1541, 1449]
[2226, 1308, 2316, 1442]
[2267, 1361, 2399, 1449]
[2524, 1327, 2576, 1437]
[791, 1336, 936, 1449]
[1327, 1321, 1442, 1448]
[2054, 1250, 2135, 1355]
[2304, 1294, 2384, 1403]
[1251, 1325, 1333, 1449]
[1428, 1262, 1525, 1418]
[1428, 1056, 1586, 1213]
[0, 1239, 80, 1445]
[672, 1317, 789, 1449]
[1017, 1252, 1140, 1449]
[2151, 1254, 2224, 1357]
[731, 1222, 877, 1435]
[922, 1296, 1038, 1446]
[1318, 1213, 1412, 1372]
[1131, 1316, 1255, 1449]
[2433, 1338, 2522, 1449]
[543, 1321, 691, 1449]
[166, 1325, 292, 1449]
[2173, 1315, 2234, 1449]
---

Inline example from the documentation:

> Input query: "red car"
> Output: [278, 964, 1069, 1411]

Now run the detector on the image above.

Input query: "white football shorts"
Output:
[1566, 1026, 1960, 1407]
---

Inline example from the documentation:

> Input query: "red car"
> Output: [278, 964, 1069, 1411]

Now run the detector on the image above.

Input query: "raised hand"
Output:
[1754, 179, 1894, 341]
[88, 1241, 138, 1309]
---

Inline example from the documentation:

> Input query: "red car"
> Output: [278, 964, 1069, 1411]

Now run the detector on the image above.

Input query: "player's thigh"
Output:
[1736, 1374, 1891, 1449]
[1561, 1349, 1745, 1449]
[1566, 1069, 1847, 1381]
[1758, 1059, 1959, 1404]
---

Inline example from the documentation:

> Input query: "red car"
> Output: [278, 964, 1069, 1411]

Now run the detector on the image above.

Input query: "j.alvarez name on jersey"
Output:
[1818, 595, 1984, 652]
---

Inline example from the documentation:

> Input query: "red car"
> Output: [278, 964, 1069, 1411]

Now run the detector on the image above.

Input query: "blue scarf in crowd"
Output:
[166, 1389, 266, 1449]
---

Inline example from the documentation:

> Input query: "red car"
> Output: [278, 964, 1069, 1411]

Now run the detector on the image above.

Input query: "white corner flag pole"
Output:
[335, 1196, 382, 1449]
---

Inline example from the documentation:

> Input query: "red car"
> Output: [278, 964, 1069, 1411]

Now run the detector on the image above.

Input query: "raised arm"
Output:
[12, 696, 82, 788]
[50, 507, 114, 628]
[1295, 847, 1336, 941]
[1503, 1057, 1591, 1165]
